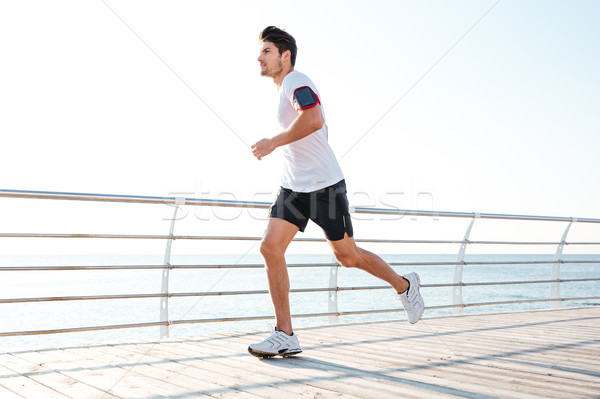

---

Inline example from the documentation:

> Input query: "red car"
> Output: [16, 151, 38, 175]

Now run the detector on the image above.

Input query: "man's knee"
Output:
[260, 238, 285, 260]
[335, 252, 362, 269]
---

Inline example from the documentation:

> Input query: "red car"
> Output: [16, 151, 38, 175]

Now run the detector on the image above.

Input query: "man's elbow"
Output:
[310, 111, 325, 132]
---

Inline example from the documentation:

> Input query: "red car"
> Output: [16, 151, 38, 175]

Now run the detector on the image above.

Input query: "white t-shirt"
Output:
[277, 70, 344, 193]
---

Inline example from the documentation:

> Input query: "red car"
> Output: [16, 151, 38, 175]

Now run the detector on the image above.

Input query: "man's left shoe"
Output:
[248, 328, 302, 358]
[398, 272, 425, 324]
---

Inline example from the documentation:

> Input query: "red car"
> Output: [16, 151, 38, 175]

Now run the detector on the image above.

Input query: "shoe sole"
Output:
[407, 273, 424, 324]
[411, 272, 421, 289]
[248, 347, 302, 358]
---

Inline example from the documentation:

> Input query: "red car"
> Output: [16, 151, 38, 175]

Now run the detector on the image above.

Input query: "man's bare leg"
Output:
[328, 233, 409, 293]
[329, 232, 425, 324]
[259, 217, 299, 335]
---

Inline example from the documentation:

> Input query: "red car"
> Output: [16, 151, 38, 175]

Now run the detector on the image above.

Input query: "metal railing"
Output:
[1, 188, 599, 339]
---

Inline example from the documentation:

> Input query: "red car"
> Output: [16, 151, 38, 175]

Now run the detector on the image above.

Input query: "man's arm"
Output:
[251, 105, 324, 160]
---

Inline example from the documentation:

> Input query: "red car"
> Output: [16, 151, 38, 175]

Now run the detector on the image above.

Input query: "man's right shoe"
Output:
[398, 272, 425, 323]
[248, 328, 302, 358]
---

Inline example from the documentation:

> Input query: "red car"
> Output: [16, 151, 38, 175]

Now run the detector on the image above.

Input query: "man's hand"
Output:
[251, 138, 275, 160]
[252, 106, 324, 160]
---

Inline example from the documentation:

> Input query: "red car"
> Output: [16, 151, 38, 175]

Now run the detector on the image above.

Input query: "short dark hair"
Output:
[259, 26, 297, 67]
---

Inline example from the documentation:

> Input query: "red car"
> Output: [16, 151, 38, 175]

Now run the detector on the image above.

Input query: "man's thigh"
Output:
[261, 217, 300, 253]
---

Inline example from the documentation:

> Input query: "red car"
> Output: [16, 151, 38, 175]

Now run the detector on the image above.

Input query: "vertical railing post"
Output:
[550, 218, 575, 308]
[160, 197, 185, 339]
[328, 263, 340, 323]
[328, 205, 357, 323]
[453, 213, 479, 314]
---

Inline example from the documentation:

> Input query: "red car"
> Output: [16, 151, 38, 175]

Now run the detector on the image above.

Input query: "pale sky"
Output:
[1, 0, 599, 255]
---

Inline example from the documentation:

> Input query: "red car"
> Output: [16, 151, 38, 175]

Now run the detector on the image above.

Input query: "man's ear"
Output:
[283, 50, 291, 63]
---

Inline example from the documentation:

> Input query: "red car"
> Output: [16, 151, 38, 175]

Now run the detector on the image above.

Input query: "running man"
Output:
[249, 26, 424, 358]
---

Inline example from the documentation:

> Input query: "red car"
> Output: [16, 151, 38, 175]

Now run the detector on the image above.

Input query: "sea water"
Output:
[0, 253, 598, 351]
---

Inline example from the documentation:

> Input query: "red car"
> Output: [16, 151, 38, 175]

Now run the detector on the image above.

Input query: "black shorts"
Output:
[269, 179, 354, 241]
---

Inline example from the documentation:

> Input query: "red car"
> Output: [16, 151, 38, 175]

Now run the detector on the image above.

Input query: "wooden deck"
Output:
[1, 306, 599, 399]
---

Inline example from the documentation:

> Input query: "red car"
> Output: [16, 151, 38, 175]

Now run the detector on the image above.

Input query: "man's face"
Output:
[257, 41, 283, 77]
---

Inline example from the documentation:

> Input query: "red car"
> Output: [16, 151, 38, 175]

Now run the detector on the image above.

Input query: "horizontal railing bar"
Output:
[468, 241, 600, 245]
[440, 278, 600, 287]
[170, 287, 337, 297]
[0, 294, 167, 304]
[0, 233, 175, 240]
[443, 260, 599, 266]
[0, 288, 331, 304]
[352, 208, 600, 223]
[2, 232, 599, 247]
[0, 263, 337, 271]
[420, 297, 600, 311]
[0, 189, 272, 209]
[334, 296, 600, 314]
[0, 265, 170, 271]
[3, 296, 598, 337]
[461, 296, 600, 308]
[171, 314, 295, 325]
[0, 321, 167, 337]
[3, 278, 598, 304]
[1, 260, 598, 272]
[468, 278, 600, 285]
[338, 278, 600, 290]
[2, 189, 600, 223]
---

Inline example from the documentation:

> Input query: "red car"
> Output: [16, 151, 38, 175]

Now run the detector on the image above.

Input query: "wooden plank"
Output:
[8, 349, 121, 399]
[18, 345, 177, 399]
[132, 335, 399, 399]
[116, 339, 365, 399]
[84, 342, 270, 398]
[101, 340, 296, 398]
[403, 321, 600, 370]
[292, 312, 600, 398]
[58, 345, 212, 398]
[185, 341, 398, 399]
[218, 333, 480, 399]
[0, 384, 23, 399]
[2, 307, 598, 399]
[0, 360, 70, 399]
[0, 364, 28, 399]
[282, 332, 545, 399]
[351, 321, 600, 377]
[395, 337, 600, 390]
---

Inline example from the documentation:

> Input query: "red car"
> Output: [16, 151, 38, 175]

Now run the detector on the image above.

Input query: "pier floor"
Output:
[1, 307, 599, 398]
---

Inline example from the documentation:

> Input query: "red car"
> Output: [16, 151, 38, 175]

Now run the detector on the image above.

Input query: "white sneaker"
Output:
[248, 328, 302, 358]
[398, 272, 424, 324]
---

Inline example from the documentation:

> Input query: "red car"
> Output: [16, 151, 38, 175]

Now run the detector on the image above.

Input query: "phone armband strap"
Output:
[293, 86, 320, 110]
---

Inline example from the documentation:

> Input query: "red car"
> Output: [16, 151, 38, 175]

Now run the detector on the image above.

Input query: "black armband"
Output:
[293, 86, 320, 110]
